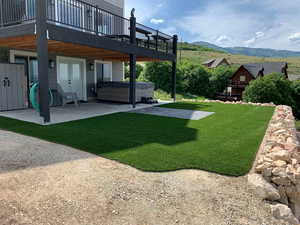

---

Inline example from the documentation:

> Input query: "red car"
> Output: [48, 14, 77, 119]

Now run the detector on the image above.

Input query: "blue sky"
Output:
[125, 0, 300, 51]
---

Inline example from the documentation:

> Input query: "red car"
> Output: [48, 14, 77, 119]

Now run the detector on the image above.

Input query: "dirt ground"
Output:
[0, 129, 289, 225]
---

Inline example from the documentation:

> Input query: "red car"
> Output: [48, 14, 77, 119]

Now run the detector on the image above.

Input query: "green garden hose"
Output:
[29, 82, 53, 112]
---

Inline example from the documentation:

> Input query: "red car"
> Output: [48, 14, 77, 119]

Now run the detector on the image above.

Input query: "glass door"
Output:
[58, 57, 85, 100]
[95, 62, 112, 88]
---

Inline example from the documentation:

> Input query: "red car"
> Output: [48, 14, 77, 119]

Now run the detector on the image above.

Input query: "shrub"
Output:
[179, 61, 210, 96]
[124, 63, 144, 80]
[143, 61, 183, 92]
[291, 80, 300, 118]
[243, 73, 295, 108]
[208, 66, 236, 98]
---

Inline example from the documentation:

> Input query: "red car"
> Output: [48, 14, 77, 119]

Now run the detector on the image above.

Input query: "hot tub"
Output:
[97, 82, 154, 103]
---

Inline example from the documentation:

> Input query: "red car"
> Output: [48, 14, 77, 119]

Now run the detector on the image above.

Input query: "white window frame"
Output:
[240, 75, 246, 82]
[57, 56, 87, 101]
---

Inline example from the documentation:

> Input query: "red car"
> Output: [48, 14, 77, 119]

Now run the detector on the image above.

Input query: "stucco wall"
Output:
[112, 62, 124, 82]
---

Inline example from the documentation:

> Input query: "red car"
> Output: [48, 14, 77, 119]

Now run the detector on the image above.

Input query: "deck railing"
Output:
[0, 0, 174, 54]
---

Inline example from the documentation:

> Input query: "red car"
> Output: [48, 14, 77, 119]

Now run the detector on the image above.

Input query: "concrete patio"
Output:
[0, 101, 170, 125]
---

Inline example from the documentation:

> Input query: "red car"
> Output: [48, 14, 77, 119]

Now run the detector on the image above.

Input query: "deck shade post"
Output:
[129, 9, 136, 108]
[36, 0, 50, 123]
[171, 35, 178, 101]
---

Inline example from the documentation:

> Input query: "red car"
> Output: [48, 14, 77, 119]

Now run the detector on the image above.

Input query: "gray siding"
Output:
[85, 0, 124, 16]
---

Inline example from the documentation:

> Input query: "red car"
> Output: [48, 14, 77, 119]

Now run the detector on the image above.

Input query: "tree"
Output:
[144, 61, 183, 93]
[124, 63, 144, 80]
[179, 61, 210, 96]
[208, 66, 236, 98]
[291, 80, 300, 118]
[243, 73, 295, 107]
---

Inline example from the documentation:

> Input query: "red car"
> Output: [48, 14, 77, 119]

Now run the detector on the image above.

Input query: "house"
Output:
[288, 74, 300, 81]
[0, 0, 177, 123]
[202, 58, 230, 68]
[228, 62, 288, 98]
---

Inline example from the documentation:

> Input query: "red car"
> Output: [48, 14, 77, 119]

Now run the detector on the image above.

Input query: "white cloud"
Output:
[244, 31, 265, 47]
[161, 26, 177, 35]
[216, 35, 231, 44]
[125, 0, 165, 22]
[176, 2, 265, 47]
[244, 38, 256, 47]
[174, 0, 300, 50]
[289, 33, 300, 42]
[150, 18, 164, 24]
[256, 32, 265, 38]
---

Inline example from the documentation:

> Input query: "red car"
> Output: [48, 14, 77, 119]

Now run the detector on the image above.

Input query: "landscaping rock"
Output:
[248, 174, 280, 201]
[271, 204, 300, 225]
[249, 105, 300, 222]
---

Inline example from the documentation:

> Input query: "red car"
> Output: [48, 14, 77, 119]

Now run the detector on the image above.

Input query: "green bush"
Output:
[179, 61, 210, 96]
[291, 80, 300, 118]
[208, 66, 236, 98]
[243, 73, 296, 108]
[144, 61, 183, 92]
[124, 63, 144, 80]
[143, 61, 233, 98]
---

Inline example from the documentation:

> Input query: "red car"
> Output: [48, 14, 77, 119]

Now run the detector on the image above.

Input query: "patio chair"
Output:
[57, 84, 79, 107]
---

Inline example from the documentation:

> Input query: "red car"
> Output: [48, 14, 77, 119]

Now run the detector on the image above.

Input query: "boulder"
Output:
[273, 160, 287, 168]
[268, 150, 290, 162]
[271, 204, 300, 225]
[248, 174, 280, 201]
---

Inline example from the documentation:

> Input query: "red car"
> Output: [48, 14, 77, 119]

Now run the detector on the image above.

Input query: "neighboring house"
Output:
[202, 58, 230, 68]
[0, 0, 177, 123]
[288, 74, 300, 81]
[228, 62, 288, 98]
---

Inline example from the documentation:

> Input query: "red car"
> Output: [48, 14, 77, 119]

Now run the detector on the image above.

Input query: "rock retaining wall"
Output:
[184, 99, 276, 107]
[248, 105, 300, 225]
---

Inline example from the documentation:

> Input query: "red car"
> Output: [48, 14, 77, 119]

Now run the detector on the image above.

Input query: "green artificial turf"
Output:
[0, 102, 274, 176]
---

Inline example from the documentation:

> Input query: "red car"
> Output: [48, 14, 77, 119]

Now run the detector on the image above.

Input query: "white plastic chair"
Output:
[57, 84, 79, 107]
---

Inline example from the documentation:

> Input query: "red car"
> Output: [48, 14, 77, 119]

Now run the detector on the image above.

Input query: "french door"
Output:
[57, 57, 86, 101]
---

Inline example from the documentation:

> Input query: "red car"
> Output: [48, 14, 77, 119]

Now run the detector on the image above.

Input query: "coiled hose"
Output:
[29, 82, 53, 112]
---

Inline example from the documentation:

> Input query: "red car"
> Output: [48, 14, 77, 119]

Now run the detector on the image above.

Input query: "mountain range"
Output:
[193, 41, 300, 58]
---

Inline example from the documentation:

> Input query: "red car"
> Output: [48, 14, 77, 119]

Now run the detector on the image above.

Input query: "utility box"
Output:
[0, 63, 26, 111]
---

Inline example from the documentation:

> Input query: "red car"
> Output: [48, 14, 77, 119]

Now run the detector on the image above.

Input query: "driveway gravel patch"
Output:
[0, 130, 289, 225]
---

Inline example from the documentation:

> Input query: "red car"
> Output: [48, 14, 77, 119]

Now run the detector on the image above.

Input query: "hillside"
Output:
[193, 41, 300, 58]
[179, 44, 300, 74]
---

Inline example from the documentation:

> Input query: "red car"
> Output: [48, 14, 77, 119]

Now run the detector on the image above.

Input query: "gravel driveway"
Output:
[0, 129, 289, 225]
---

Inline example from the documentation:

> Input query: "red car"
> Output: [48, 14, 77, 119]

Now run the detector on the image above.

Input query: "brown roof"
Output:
[202, 58, 229, 68]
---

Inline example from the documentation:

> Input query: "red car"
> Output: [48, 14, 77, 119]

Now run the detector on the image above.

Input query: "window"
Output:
[240, 75, 246, 82]
[29, 58, 38, 85]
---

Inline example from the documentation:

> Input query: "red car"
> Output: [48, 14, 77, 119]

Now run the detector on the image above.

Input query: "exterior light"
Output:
[49, 60, 55, 69]
[90, 63, 94, 71]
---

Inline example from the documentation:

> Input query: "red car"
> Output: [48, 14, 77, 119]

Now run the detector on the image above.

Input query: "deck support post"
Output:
[171, 35, 178, 101]
[36, 0, 50, 123]
[129, 9, 137, 108]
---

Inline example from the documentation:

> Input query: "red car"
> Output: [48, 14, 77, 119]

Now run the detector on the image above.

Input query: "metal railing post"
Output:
[0, 0, 3, 27]
[95, 5, 99, 35]
[129, 8, 136, 108]
[155, 30, 158, 51]
[171, 35, 178, 101]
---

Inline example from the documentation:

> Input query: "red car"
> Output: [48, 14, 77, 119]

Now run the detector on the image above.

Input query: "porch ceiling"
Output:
[0, 35, 160, 62]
